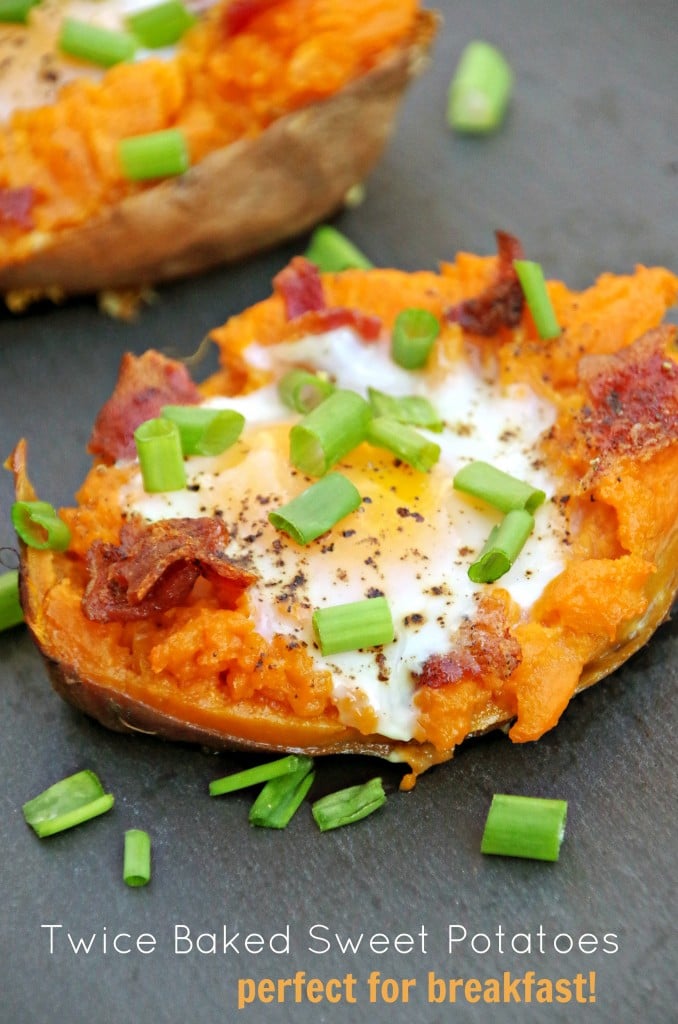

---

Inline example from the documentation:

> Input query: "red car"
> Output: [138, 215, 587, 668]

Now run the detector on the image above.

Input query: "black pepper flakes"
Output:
[375, 651, 390, 682]
[396, 506, 425, 523]
[403, 612, 425, 627]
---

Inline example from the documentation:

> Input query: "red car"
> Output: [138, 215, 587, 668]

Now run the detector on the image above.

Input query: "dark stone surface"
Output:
[1, 2, 676, 1021]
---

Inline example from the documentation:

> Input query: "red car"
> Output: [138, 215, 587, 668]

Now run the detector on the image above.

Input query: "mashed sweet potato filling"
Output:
[15, 250, 678, 778]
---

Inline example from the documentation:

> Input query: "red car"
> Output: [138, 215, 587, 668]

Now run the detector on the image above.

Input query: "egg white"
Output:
[120, 327, 567, 742]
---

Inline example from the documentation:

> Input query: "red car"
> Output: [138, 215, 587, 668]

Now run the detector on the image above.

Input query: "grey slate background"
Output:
[0, 1, 676, 1021]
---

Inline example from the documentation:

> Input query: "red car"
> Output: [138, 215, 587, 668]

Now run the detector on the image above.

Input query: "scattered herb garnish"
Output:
[312, 777, 386, 832]
[22, 770, 114, 838]
[123, 829, 152, 886]
[481, 794, 568, 861]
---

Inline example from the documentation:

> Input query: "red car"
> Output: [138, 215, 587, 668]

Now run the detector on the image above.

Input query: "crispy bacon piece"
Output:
[415, 603, 521, 689]
[274, 256, 326, 318]
[0, 186, 35, 232]
[82, 517, 257, 622]
[222, 0, 283, 35]
[445, 230, 525, 335]
[88, 350, 201, 464]
[577, 325, 678, 466]
[274, 256, 382, 340]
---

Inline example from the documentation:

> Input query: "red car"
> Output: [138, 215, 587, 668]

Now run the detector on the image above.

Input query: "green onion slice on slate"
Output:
[447, 40, 513, 134]
[268, 473, 361, 545]
[481, 794, 568, 861]
[127, 0, 196, 48]
[312, 596, 394, 656]
[290, 388, 371, 477]
[0, 570, 24, 631]
[453, 460, 546, 514]
[278, 369, 335, 413]
[22, 770, 114, 838]
[0, 0, 39, 23]
[368, 387, 443, 432]
[59, 18, 137, 67]
[12, 500, 71, 551]
[367, 417, 441, 472]
[249, 763, 315, 829]
[210, 754, 313, 797]
[123, 829, 152, 887]
[119, 128, 189, 181]
[513, 259, 561, 339]
[468, 508, 534, 584]
[161, 405, 245, 456]
[312, 777, 386, 832]
[391, 308, 440, 369]
[304, 225, 373, 272]
[134, 417, 186, 493]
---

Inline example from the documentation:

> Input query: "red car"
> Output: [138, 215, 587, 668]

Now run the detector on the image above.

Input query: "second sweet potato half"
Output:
[0, 0, 437, 307]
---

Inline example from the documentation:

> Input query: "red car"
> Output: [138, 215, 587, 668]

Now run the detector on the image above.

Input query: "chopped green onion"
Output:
[127, 0, 196, 48]
[209, 754, 313, 797]
[22, 770, 114, 838]
[513, 259, 561, 339]
[249, 763, 315, 829]
[134, 417, 186, 493]
[290, 388, 372, 477]
[278, 369, 335, 413]
[0, 570, 24, 631]
[123, 829, 152, 886]
[368, 388, 443, 432]
[312, 596, 394, 656]
[468, 508, 534, 583]
[161, 405, 245, 456]
[391, 308, 440, 369]
[366, 417, 441, 472]
[481, 794, 568, 861]
[119, 128, 189, 181]
[447, 40, 513, 134]
[59, 18, 137, 68]
[312, 777, 386, 832]
[0, 0, 39, 23]
[453, 460, 546, 514]
[268, 473, 361, 545]
[11, 500, 71, 551]
[304, 225, 373, 272]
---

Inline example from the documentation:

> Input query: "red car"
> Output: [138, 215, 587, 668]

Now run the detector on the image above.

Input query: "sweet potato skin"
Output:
[0, 11, 437, 302]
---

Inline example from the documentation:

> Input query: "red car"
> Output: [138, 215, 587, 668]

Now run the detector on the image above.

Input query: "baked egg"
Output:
[119, 324, 567, 742]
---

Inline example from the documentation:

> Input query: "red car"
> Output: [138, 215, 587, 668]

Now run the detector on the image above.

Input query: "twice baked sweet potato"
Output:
[0, 0, 436, 309]
[11, 239, 678, 785]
